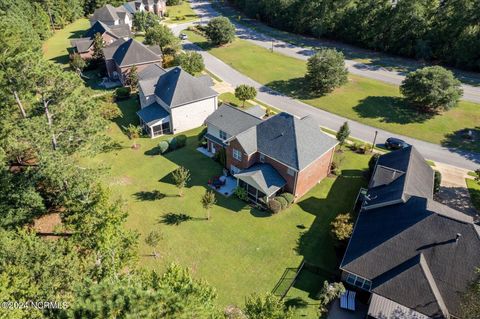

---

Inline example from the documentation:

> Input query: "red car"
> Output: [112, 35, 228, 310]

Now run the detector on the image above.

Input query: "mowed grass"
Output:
[164, 0, 198, 24]
[184, 30, 480, 152]
[43, 18, 90, 65]
[83, 96, 369, 314]
[466, 179, 480, 211]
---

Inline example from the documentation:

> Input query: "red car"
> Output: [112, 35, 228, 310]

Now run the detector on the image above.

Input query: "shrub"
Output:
[330, 213, 353, 241]
[234, 187, 248, 201]
[275, 196, 288, 210]
[268, 198, 282, 214]
[176, 135, 187, 148]
[167, 137, 178, 150]
[115, 87, 131, 100]
[198, 127, 207, 141]
[159, 141, 169, 154]
[434, 170, 442, 194]
[332, 168, 341, 176]
[279, 193, 294, 206]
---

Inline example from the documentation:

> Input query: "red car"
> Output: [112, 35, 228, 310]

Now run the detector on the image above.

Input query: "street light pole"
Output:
[372, 130, 378, 153]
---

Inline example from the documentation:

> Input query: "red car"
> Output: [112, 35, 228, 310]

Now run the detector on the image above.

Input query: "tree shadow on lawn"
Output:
[264, 77, 319, 100]
[441, 127, 480, 160]
[133, 190, 168, 201]
[353, 96, 433, 124]
[112, 94, 141, 131]
[158, 212, 206, 225]
[294, 172, 367, 277]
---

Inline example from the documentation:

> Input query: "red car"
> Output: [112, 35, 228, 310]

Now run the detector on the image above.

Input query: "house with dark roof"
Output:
[90, 4, 133, 28]
[136, 64, 218, 137]
[340, 146, 480, 319]
[204, 104, 338, 202]
[69, 21, 132, 60]
[103, 38, 162, 85]
[122, 0, 167, 17]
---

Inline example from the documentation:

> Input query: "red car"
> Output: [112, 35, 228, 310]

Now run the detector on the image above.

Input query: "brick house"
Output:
[123, 0, 167, 17]
[90, 4, 133, 28]
[102, 38, 162, 85]
[69, 21, 131, 60]
[205, 104, 338, 202]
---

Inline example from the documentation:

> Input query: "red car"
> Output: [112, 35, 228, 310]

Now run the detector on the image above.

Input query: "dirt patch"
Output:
[109, 176, 134, 186]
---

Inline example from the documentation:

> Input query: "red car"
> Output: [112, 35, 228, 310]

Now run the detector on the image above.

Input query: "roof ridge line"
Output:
[418, 254, 450, 318]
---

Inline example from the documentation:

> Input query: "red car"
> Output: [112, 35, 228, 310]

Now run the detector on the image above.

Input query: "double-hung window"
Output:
[233, 149, 242, 161]
[219, 130, 227, 140]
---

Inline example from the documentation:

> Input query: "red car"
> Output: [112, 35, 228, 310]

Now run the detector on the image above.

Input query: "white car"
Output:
[179, 33, 188, 40]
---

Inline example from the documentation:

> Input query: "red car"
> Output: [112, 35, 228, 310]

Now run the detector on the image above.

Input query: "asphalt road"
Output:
[170, 1, 480, 170]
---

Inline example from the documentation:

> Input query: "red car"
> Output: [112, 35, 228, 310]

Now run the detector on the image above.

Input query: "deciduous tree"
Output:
[336, 121, 350, 149]
[305, 49, 348, 95]
[205, 17, 236, 46]
[235, 85, 257, 107]
[175, 51, 205, 75]
[172, 166, 190, 197]
[244, 293, 293, 319]
[201, 189, 216, 220]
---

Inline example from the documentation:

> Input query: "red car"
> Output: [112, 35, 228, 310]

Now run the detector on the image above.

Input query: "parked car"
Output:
[385, 137, 409, 150]
[179, 33, 188, 40]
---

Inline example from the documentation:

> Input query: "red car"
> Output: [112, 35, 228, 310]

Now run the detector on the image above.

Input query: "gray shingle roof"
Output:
[138, 64, 166, 96]
[368, 294, 431, 319]
[234, 163, 286, 197]
[244, 105, 265, 119]
[136, 102, 169, 126]
[91, 4, 120, 23]
[254, 113, 337, 170]
[205, 104, 262, 137]
[151, 67, 217, 108]
[70, 38, 93, 53]
[103, 38, 162, 67]
[364, 146, 434, 209]
[84, 21, 131, 39]
[341, 147, 480, 318]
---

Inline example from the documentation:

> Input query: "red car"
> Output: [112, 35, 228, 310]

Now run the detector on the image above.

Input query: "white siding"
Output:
[207, 124, 231, 141]
[170, 97, 217, 133]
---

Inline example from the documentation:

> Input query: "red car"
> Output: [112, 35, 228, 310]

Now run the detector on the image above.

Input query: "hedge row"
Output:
[159, 135, 187, 154]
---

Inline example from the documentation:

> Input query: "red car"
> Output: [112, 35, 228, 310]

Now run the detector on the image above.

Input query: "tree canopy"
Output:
[305, 49, 348, 95]
[205, 17, 236, 46]
[235, 85, 257, 107]
[400, 66, 463, 113]
[145, 24, 181, 56]
[175, 51, 205, 75]
[227, 0, 480, 72]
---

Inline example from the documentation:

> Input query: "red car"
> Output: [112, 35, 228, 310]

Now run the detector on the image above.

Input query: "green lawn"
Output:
[43, 18, 90, 65]
[84, 95, 369, 316]
[184, 30, 480, 153]
[164, 1, 198, 24]
[466, 179, 480, 212]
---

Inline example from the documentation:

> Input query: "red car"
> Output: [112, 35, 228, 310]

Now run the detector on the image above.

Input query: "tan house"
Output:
[102, 38, 162, 85]
[123, 0, 167, 17]
[90, 4, 133, 29]
[205, 105, 338, 202]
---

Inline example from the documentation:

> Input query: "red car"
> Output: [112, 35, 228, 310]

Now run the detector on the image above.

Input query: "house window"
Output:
[233, 148, 242, 161]
[219, 130, 227, 140]
[259, 154, 265, 163]
[345, 273, 372, 291]
[287, 168, 295, 176]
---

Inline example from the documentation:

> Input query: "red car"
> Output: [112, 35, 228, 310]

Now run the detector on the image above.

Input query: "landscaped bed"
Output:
[183, 29, 480, 153]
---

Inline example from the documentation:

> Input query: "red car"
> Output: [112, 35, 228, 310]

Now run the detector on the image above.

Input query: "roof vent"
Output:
[456, 233, 462, 242]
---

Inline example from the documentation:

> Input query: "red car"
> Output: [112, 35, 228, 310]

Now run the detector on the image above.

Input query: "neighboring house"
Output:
[103, 38, 162, 85]
[69, 21, 132, 60]
[123, 0, 167, 17]
[90, 4, 133, 28]
[340, 146, 480, 319]
[136, 64, 218, 137]
[205, 104, 338, 202]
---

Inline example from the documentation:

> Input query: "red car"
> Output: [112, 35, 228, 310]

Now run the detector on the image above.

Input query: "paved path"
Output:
[173, 0, 480, 104]
[169, 2, 480, 171]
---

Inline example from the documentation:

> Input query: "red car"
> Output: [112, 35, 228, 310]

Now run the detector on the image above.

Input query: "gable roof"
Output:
[341, 147, 480, 318]
[91, 4, 120, 23]
[254, 113, 337, 170]
[243, 105, 265, 119]
[205, 104, 263, 137]
[138, 63, 167, 96]
[364, 146, 434, 209]
[103, 38, 162, 67]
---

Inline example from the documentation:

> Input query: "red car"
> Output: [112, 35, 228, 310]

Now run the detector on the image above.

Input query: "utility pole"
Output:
[372, 130, 378, 153]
